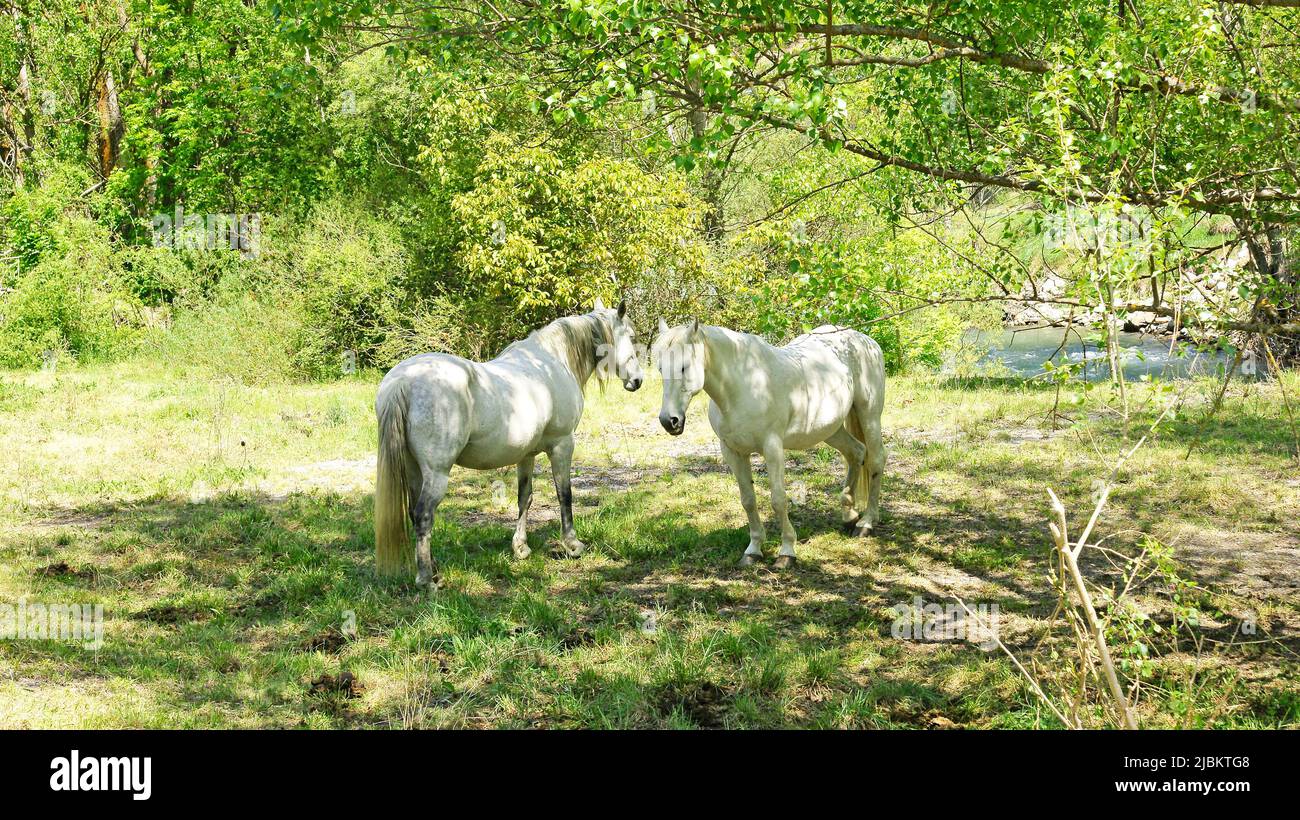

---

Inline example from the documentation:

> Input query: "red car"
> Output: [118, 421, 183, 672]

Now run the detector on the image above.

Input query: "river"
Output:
[959, 327, 1249, 381]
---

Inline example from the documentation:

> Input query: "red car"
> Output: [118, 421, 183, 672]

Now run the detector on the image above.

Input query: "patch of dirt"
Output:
[455, 462, 672, 528]
[888, 427, 962, 446]
[300, 628, 350, 654]
[889, 425, 1064, 447]
[922, 710, 961, 730]
[34, 561, 96, 581]
[308, 671, 365, 698]
[885, 562, 998, 602]
[430, 651, 453, 674]
[559, 626, 596, 651]
[1165, 525, 1300, 601]
[991, 427, 1064, 444]
[134, 604, 211, 624]
[662, 438, 722, 461]
[28, 510, 112, 531]
[258, 456, 376, 499]
[570, 465, 659, 493]
[655, 679, 728, 728]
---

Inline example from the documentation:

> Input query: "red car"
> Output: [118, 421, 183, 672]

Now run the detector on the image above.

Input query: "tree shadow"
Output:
[10, 428, 1297, 729]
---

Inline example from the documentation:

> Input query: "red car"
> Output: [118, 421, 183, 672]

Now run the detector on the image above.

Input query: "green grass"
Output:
[1, 359, 1297, 728]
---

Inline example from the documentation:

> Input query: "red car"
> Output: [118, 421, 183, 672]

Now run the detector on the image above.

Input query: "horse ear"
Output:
[690, 318, 701, 340]
[658, 317, 670, 335]
[594, 296, 606, 311]
[617, 299, 627, 320]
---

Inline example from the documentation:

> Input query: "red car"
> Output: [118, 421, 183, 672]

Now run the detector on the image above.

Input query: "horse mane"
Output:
[506, 312, 614, 387]
[653, 323, 713, 370]
[653, 323, 696, 350]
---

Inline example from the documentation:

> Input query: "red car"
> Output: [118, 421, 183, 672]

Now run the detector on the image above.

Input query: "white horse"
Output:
[374, 299, 644, 587]
[652, 320, 885, 568]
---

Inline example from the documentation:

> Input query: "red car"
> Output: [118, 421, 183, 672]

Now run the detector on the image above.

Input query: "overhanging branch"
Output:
[745, 21, 1300, 113]
[737, 107, 1300, 220]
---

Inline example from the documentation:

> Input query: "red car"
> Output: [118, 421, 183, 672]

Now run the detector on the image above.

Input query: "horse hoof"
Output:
[841, 518, 860, 535]
[739, 552, 762, 567]
[854, 520, 875, 537]
[551, 540, 585, 559]
[513, 543, 532, 560]
[773, 555, 796, 570]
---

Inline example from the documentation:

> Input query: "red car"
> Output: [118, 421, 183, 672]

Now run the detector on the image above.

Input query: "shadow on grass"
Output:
[7, 474, 1035, 728]
[8, 439, 1298, 728]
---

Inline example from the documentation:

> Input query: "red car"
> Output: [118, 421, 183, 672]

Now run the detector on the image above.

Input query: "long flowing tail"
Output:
[846, 410, 871, 512]
[374, 381, 414, 576]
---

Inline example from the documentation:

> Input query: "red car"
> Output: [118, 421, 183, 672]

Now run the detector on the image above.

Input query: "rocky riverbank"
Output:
[1002, 243, 1251, 340]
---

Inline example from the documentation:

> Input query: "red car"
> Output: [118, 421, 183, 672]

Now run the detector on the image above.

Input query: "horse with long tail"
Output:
[374, 299, 644, 587]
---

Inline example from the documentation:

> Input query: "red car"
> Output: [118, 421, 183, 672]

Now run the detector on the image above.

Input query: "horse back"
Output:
[788, 326, 885, 413]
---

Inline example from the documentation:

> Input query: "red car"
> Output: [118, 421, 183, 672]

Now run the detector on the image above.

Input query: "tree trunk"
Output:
[8, 4, 37, 188]
[1240, 224, 1297, 366]
[687, 87, 724, 242]
[96, 71, 124, 178]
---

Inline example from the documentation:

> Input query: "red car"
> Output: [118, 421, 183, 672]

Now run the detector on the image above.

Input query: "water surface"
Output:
[960, 327, 1242, 381]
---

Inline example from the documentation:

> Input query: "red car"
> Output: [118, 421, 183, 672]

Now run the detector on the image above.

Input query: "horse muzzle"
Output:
[659, 413, 685, 436]
[623, 377, 643, 392]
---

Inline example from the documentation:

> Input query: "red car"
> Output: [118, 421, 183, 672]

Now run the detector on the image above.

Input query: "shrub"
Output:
[0, 199, 143, 369]
[285, 199, 412, 378]
[372, 294, 475, 367]
[451, 134, 708, 337]
[742, 221, 972, 373]
[152, 288, 305, 386]
[0, 168, 86, 271]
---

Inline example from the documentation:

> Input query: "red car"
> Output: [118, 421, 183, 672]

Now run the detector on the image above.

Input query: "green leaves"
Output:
[451, 134, 707, 320]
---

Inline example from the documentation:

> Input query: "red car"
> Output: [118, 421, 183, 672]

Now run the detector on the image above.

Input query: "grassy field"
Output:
[1, 358, 1298, 728]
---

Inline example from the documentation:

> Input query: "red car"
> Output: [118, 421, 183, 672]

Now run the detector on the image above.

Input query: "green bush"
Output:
[0, 195, 144, 369]
[372, 294, 474, 367]
[452, 134, 709, 338]
[0, 168, 86, 271]
[286, 199, 412, 378]
[146, 200, 415, 383]
[153, 287, 304, 385]
[741, 221, 972, 373]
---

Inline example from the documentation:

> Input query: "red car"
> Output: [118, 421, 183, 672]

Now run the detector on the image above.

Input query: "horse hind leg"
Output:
[865, 419, 885, 530]
[411, 467, 450, 588]
[850, 402, 885, 533]
[399, 383, 471, 587]
[825, 425, 867, 531]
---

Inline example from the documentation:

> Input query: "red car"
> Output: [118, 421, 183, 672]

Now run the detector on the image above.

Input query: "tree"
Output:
[279, 0, 1300, 353]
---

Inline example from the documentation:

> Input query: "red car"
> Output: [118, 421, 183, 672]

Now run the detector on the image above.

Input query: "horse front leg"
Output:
[547, 436, 585, 557]
[512, 455, 535, 559]
[721, 444, 765, 566]
[763, 438, 798, 569]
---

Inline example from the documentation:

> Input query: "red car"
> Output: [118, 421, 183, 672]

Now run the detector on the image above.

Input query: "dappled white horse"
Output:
[374, 299, 644, 587]
[652, 320, 885, 568]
